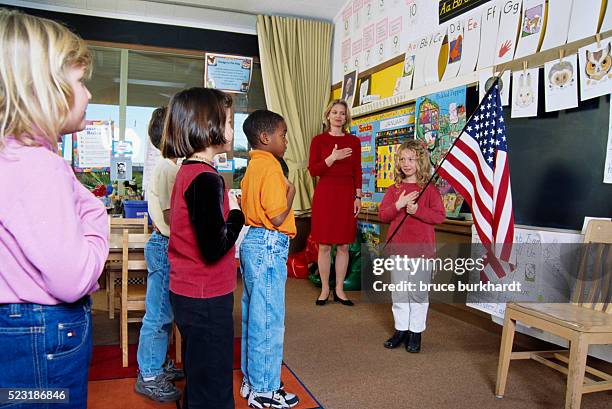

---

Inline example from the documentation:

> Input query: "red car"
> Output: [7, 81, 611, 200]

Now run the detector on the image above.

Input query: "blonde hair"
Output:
[394, 139, 432, 187]
[323, 99, 352, 133]
[0, 9, 92, 150]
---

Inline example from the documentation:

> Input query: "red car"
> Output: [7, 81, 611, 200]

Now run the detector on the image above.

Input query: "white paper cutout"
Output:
[411, 34, 432, 90]
[479, 69, 511, 106]
[477, 0, 503, 70]
[567, 0, 602, 43]
[544, 54, 579, 112]
[394, 43, 417, 95]
[579, 39, 612, 101]
[443, 20, 464, 80]
[494, 0, 522, 65]
[511, 68, 540, 118]
[458, 11, 482, 76]
[514, 0, 546, 59]
[540, 0, 573, 51]
[424, 29, 446, 85]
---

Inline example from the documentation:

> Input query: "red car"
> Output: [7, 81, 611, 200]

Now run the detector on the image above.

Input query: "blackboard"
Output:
[466, 83, 612, 231]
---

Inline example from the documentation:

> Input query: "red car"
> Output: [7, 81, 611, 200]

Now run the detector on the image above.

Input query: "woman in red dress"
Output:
[308, 99, 362, 306]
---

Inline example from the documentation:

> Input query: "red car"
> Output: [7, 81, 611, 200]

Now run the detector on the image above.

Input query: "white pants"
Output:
[390, 260, 430, 333]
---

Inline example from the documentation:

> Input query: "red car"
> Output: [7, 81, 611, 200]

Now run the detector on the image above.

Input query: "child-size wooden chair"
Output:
[495, 220, 612, 409]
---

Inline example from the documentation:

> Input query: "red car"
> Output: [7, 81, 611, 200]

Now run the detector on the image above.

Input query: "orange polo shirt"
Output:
[240, 150, 296, 238]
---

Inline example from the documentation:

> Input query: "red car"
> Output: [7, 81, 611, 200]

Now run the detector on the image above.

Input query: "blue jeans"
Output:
[240, 227, 289, 393]
[0, 297, 92, 409]
[137, 231, 174, 378]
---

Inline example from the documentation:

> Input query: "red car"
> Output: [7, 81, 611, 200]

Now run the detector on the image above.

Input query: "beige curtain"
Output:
[256, 15, 332, 216]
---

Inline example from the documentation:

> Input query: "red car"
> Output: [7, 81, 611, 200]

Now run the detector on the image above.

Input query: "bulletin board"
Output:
[350, 105, 416, 212]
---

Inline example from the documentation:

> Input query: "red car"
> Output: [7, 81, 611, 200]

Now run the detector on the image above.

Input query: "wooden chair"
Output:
[119, 230, 150, 367]
[495, 220, 612, 409]
[106, 214, 148, 319]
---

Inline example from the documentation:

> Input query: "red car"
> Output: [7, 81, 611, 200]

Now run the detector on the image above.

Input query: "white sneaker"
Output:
[240, 380, 285, 399]
[247, 389, 299, 409]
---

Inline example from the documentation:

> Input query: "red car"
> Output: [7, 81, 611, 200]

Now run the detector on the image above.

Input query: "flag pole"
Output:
[383, 77, 501, 250]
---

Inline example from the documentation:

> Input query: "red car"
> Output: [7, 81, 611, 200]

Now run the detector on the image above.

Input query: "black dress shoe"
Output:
[333, 290, 354, 306]
[315, 291, 330, 306]
[383, 330, 409, 349]
[405, 331, 421, 353]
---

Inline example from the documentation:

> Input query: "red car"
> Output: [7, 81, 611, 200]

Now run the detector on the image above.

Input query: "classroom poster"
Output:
[457, 10, 482, 76]
[494, 0, 522, 65]
[442, 19, 464, 80]
[514, 0, 546, 59]
[204, 53, 253, 93]
[72, 120, 112, 172]
[350, 106, 416, 212]
[110, 157, 132, 182]
[578, 39, 612, 102]
[424, 30, 446, 85]
[540, 0, 572, 52]
[341, 69, 358, 107]
[358, 75, 372, 106]
[511, 68, 540, 118]
[566, 0, 602, 43]
[415, 86, 467, 217]
[476, 1, 502, 70]
[479, 70, 510, 106]
[544, 55, 579, 112]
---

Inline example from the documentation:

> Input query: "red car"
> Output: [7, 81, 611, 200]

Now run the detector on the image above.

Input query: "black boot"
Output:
[383, 330, 410, 349]
[405, 331, 421, 353]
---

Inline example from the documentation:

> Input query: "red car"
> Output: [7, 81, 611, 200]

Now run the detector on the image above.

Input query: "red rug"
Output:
[89, 338, 241, 381]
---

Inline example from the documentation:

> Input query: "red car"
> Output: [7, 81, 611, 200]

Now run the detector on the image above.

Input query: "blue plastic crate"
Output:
[123, 200, 151, 224]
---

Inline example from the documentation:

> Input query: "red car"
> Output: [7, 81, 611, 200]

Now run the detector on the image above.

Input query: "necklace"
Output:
[189, 153, 215, 166]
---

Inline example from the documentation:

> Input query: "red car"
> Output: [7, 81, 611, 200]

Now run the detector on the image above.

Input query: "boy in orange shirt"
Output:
[239, 110, 299, 409]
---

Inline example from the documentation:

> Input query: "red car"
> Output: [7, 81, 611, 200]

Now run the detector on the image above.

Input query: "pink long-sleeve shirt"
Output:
[0, 137, 109, 304]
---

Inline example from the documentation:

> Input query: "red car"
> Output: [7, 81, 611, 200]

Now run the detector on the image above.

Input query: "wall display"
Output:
[375, 18, 389, 63]
[442, 19, 464, 80]
[394, 47, 417, 94]
[566, 0, 602, 44]
[511, 67, 540, 118]
[411, 34, 432, 90]
[389, 16, 403, 55]
[342, 38, 352, 70]
[457, 10, 483, 76]
[204, 53, 253, 93]
[72, 120, 112, 172]
[352, 38, 363, 71]
[605, 104, 612, 184]
[111, 157, 132, 182]
[59, 134, 72, 163]
[358, 74, 372, 106]
[424, 29, 446, 85]
[350, 106, 416, 211]
[514, 0, 546, 59]
[494, 0, 522, 65]
[415, 86, 467, 217]
[353, 0, 363, 31]
[213, 152, 234, 173]
[112, 140, 133, 157]
[341, 69, 359, 107]
[479, 69, 511, 106]
[438, 0, 490, 24]
[357, 221, 381, 255]
[477, 1, 502, 70]
[362, 23, 375, 70]
[544, 54, 579, 112]
[540, 0, 572, 52]
[578, 39, 612, 102]
[342, 3, 352, 38]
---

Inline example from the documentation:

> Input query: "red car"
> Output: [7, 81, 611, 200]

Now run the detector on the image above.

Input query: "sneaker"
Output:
[248, 388, 299, 408]
[134, 373, 181, 402]
[240, 380, 285, 399]
[163, 359, 185, 381]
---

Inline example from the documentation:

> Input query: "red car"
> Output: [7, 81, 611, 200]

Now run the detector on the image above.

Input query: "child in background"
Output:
[164, 88, 244, 409]
[378, 140, 445, 353]
[239, 110, 299, 409]
[0, 10, 109, 408]
[135, 107, 183, 402]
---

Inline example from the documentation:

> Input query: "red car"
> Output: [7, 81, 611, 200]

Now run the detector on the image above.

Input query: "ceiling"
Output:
[149, 0, 347, 22]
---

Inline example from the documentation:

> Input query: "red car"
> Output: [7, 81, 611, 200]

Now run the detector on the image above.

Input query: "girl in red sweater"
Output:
[378, 139, 445, 353]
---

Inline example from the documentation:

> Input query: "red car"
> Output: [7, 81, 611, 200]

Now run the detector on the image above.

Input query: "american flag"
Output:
[437, 81, 515, 281]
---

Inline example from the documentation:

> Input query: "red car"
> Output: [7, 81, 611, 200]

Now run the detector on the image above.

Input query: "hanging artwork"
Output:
[457, 10, 482, 76]
[477, 1, 502, 70]
[494, 0, 522, 65]
[578, 39, 612, 101]
[567, 0, 602, 43]
[341, 69, 359, 107]
[544, 54, 579, 112]
[411, 33, 432, 90]
[415, 86, 467, 217]
[424, 29, 446, 85]
[514, 0, 546, 59]
[540, 0, 573, 51]
[442, 19, 464, 80]
[394, 46, 417, 95]
[358, 75, 372, 106]
[479, 69, 510, 106]
[511, 68, 540, 118]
